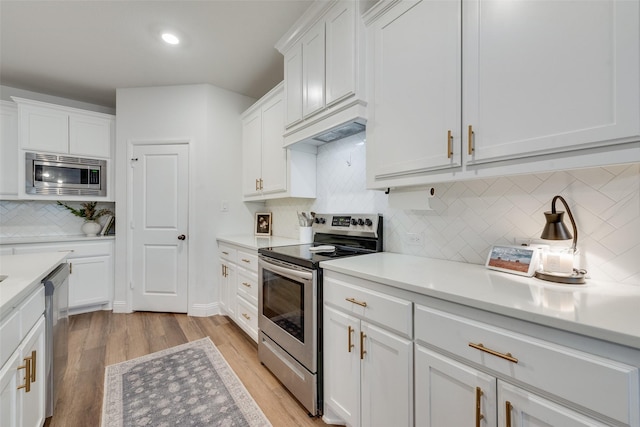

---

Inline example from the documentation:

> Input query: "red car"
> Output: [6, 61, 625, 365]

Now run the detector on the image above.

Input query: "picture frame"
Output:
[486, 245, 538, 277]
[255, 213, 272, 236]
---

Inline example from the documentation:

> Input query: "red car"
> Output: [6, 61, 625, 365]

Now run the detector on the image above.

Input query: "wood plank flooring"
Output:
[44, 311, 331, 427]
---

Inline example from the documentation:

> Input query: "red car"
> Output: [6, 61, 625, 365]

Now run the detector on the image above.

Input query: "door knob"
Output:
[178, 234, 186, 240]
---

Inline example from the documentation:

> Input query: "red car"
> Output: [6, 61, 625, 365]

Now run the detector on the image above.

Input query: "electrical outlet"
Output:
[406, 232, 424, 246]
[514, 237, 532, 246]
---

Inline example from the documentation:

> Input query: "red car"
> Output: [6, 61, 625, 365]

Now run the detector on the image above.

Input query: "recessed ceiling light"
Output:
[161, 33, 180, 45]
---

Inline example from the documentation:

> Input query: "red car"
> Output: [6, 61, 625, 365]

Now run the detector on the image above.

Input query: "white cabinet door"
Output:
[242, 109, 263, 197]
[0, 351, 20, 427]
[360, 321, 412, 427]
[260, 94, 287, 195]
[367, 0, 461, 187]
[324, 305, 360, 427]
[284, 44, 303, 127]
[19, 103, 68, 153]
[219, 260, 236, 319]
[464, 0, 640, 164]
[498, 381, 609, 427]
[19, 317, 46, 427]
[0, 102, 19, 198]
[69, 114, 112, 158]
[302, 20, 325, 118]
[415, 344, 496, 427]
[325, 1, 356, 106]
[68, 256, 111, 308]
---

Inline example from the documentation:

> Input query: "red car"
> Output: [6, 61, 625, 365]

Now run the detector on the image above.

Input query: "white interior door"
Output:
[132, 143, 189, 312]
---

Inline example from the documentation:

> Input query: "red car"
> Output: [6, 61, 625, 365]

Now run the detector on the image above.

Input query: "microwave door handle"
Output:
[260, 259, 313, 282]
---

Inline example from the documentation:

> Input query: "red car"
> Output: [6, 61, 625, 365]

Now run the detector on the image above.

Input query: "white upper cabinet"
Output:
[0, 101, 19, 199]
[325, 1, 357, 106]
[242, 83, 316, 201]
[277, 0, 367, 147]
[13, 97, 114, 159]
[364, 0, 640, 189]
[284, 44, 304, 126]
[366, 0, 461, 184]
[302, 20, 326, 119]
[464, 0, 640, 164]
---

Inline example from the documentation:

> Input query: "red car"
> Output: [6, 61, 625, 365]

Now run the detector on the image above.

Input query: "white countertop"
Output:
[217, 235, 302, 251]
[1, 235, 115, 245]
[320, 252, 640, 350]
[0, 252, 70, 319]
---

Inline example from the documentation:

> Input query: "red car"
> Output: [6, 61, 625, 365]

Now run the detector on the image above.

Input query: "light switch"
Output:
[221, 200, 229, 212]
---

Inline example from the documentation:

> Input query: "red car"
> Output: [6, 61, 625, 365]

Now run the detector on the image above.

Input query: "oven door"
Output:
[258, 256, 317, 372]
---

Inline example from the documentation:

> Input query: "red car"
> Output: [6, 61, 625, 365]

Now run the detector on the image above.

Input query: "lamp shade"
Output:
[540, 211, 573, 241]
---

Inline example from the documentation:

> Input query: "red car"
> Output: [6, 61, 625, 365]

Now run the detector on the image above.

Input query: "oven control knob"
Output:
[315, 218, 320, 224]
[319, 218, 326, 224]
[357, 218, 364, 226]
[365, 218, 373, 227]
[351, 219, 358, 226]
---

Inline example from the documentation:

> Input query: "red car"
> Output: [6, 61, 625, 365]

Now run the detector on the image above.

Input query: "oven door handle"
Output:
[259, 259, 313, 282]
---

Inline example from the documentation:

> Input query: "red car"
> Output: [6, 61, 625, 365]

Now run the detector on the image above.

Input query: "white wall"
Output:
[114, 84, 256, 314]
[267, 135, 640, 287]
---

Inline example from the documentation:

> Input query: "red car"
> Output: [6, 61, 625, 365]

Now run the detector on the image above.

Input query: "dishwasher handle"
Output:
[43, 263, 70, 296]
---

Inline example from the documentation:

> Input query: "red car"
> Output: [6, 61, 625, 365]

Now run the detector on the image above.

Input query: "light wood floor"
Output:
[44, 310, 331, 427]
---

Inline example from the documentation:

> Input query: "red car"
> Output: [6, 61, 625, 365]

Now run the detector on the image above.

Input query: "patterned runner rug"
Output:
[101, 337, 272, 427]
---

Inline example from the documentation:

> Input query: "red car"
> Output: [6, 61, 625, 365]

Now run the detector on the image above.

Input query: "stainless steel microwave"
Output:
[25, 152, 107, 197]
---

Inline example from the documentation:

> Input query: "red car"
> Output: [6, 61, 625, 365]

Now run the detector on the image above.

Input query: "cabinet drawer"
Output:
[237, 250, 258, 272]
[415, 305, 639, 426]
[236, 296, 258, 342]
[0, 309, 20, 368]
[13, 241, 112, 258]
[237, 269, 258, 305]
[324, 276, 412, 338]
[20, 286, 45, 336]
[218, 244, 237, 263]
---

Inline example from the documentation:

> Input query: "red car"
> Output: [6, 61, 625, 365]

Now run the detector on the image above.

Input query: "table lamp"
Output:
[534, 195, 586, 284]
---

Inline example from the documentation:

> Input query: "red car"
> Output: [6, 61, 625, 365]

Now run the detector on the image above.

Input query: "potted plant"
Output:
[57, 201, 113, 236]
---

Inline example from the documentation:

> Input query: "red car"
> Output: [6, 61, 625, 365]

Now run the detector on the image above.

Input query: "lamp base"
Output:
[534, 270, 586, 285]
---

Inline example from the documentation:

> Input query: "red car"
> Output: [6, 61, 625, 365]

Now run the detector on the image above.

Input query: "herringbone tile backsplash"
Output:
[267, 134, 640, 286]
[0, 201, 115, 237]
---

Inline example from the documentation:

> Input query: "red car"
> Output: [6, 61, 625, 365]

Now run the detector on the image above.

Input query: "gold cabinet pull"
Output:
[241, 282, 251, 288]
[447, 130, 453, 158]
[242, 313, 251, 320]
[69, 262, 73, 274]
[221, 265, 228, 277]
[29, 350, 36, 382]
[259, 178, 264, 190]
[221, 251, 229, 255]
[255, 179, 259, 191]
[468, 125, 475, 155]
[475, 387, 484, 427]
[469, 342, 518, 363]
[345, 297, 367, 307]
[505, 401, 512, 427]
[241, 258, 251, 264]
[17, 357, 32, 392]
[348, 325, 354, 353]
[360, 331, 367, 360]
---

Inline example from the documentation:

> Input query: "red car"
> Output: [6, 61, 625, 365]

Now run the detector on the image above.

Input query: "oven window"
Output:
[35, 165, 89, 185]
[262, 269, 304, 343]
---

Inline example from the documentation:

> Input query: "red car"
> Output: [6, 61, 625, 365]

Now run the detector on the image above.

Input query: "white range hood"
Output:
[282, 101, 367, 149]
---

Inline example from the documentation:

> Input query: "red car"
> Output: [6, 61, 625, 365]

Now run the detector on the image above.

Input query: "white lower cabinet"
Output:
[11, 240, 113, 313]
[322, 270, 640, 427]
[415, 345, 496, 426]
[0, 286, 46, 427]
[217, 241, 259, 343]
[323, 275, 413, 427]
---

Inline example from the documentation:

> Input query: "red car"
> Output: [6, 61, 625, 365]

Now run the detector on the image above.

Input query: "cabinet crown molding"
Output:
[275, 0, 337, 53]
[11, 96, 115, 119]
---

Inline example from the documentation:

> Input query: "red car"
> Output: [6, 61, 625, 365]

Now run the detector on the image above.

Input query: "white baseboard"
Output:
[111, 300, 130, 313]
[189, 302, 220, 317]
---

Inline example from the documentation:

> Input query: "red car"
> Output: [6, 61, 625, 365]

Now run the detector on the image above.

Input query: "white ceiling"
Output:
[0, 0, 314, 108]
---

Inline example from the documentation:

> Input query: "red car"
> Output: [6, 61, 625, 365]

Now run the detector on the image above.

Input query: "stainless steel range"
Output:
[258, 213, 383, 416]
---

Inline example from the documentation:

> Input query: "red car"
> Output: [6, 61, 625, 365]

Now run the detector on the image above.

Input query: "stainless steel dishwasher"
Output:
[43, 263, 69, 418]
